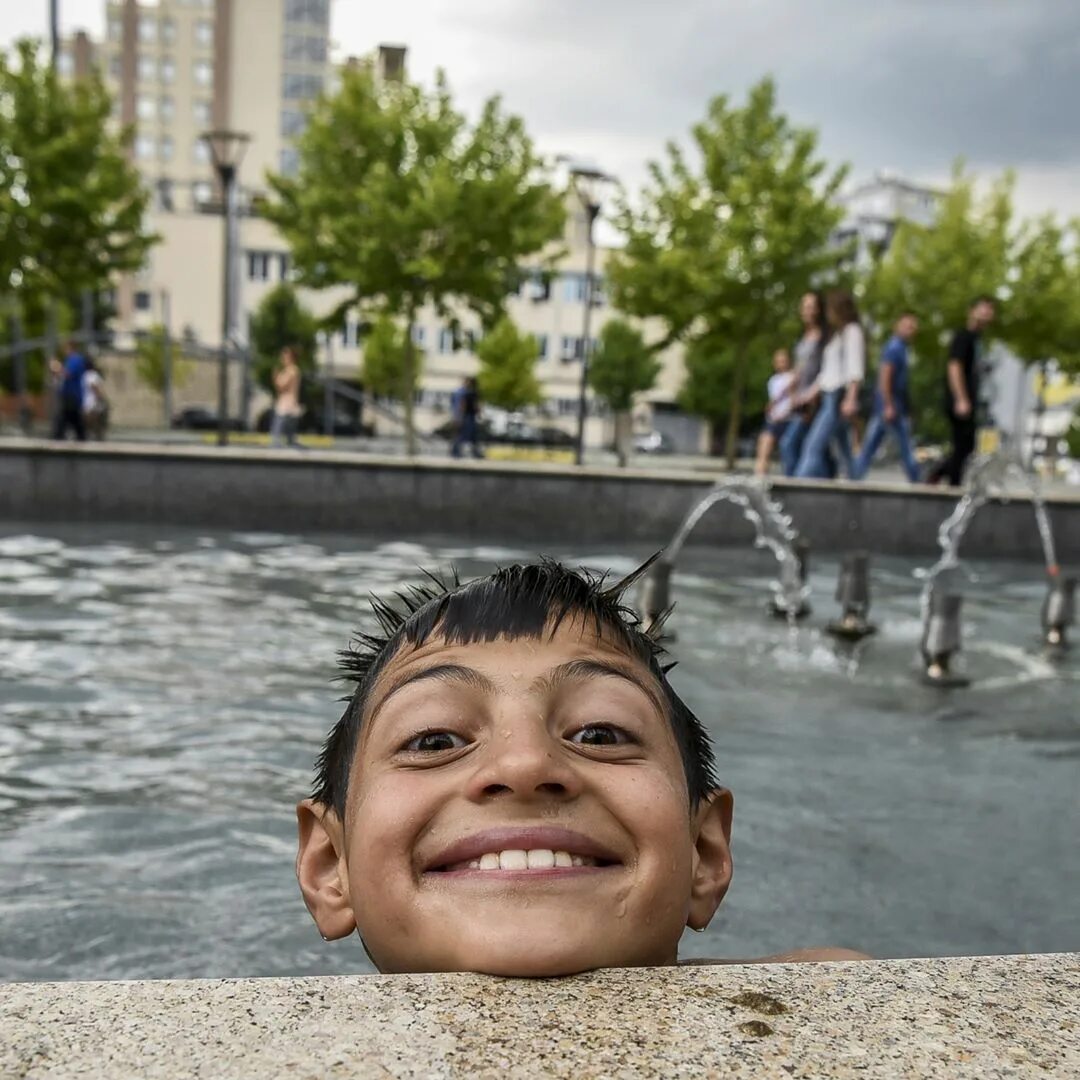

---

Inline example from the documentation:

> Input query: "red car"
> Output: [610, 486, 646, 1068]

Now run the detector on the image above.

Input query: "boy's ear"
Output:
[687, 787, 734, 932]
[296, 799, 357, 940]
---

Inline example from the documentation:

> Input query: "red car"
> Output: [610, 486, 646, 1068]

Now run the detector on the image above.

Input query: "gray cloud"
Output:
[425, 0, 1080, 188]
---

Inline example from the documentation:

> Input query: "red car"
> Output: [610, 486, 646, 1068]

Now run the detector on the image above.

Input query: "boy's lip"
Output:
[421, 826, 622, 873]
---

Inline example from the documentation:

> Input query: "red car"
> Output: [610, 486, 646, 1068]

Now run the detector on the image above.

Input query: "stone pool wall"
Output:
[1, 954, 1077, 1078]
[2, 441, 1079, 561]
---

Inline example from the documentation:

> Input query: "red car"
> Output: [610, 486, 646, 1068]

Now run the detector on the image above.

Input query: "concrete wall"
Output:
[2, 442, 1079, 563]
[1, 954, 1077, 1077]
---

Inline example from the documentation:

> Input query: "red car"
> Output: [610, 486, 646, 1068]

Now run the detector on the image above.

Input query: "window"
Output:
[138, 15, 157, 44]
[107, 17, 122, 41]
[155, 178, 174, 211]
[438, 328, 454, 354]
[138, 55, 156, 82]
[193, 60, 213, 87]
[412, 326, 426, 346]
[536, 334, 548, 360]
[285, 0, 329, 24]
[109, 53, 122, 79]
[193, 139, 210, 164]
[278, 148, 300, 177]
[282, 73, 323, 100]
[160, 57, 175, 84]
[193, 181, 214, 206]
[56, 51, 74, 78]
[134, 290, 152, 312]
[560, 335, 578, 362]
[247, 252, 271, 282]
[284, 33, 327, 62]
[137, 94, 156, 121]
[280, 109, 306, 138]
[135, 135, 156, 161]
[161, 18, 176, 45]
[159, 95, 175, 122]
[563, 273, 588, 303]
[159, 136, 174, 162]
[278, 254, 291, 281]
[195, 20, 214, 48]
[526, 274, 551, 302]
[193, 100, 212, 127]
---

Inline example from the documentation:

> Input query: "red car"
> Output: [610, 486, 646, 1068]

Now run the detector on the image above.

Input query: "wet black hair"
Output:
[312, 557, 718, 816]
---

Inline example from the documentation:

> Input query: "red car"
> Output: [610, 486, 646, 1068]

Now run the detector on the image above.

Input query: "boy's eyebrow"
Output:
[370, 663, 497, 720]
[535, 659, 664, 711]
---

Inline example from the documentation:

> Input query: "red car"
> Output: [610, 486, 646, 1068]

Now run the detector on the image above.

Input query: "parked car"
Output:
[171, 407, 246, 432]
[433, 415, 575, 448]
[633, 430, 675, 454]
[254, 405, 372, 437]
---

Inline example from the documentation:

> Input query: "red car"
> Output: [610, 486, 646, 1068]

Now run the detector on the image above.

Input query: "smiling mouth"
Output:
[431, 848, 618, 873]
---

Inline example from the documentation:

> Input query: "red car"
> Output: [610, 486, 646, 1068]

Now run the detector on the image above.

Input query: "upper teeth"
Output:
[447, 849, 596, 871]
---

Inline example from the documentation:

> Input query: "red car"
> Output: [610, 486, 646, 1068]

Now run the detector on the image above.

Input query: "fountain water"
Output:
[917, 449, 1064, 674]
[639, 477, 808, 629]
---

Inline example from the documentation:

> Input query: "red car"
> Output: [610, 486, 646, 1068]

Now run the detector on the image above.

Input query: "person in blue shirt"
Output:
[52, 340, 89, 442]
[853, 313, 920, 483]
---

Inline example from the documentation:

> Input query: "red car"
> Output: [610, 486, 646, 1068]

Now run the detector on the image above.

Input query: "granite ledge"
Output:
[2, 953, 1078, 1079]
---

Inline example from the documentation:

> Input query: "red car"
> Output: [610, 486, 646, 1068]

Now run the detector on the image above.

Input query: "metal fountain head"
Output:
[639, 558, 674, 630]
[920, 585, 969, 688]
[1041, 574, 1076, 647]
[827, 551, 876, 641]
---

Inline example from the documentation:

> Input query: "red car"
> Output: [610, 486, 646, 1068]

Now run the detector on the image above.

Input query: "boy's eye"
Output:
[404, 731, 468, 753]
[568, 724, 631, 747]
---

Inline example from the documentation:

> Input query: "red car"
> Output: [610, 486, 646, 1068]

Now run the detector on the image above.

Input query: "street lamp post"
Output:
[567, 165, 612, 467]
[200, 129, 250, 447]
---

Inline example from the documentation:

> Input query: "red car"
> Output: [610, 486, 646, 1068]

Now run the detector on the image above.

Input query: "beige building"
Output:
[59, 7, 701, 449]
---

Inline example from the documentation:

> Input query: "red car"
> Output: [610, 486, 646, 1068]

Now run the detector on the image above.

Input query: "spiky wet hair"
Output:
[312, 556, 718, 816]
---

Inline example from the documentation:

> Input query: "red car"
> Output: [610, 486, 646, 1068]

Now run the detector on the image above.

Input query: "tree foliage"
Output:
[0, 40, 155, 311]
[862, 166, 1013, 441]
[361, 316, 423, 445]
[134, 324, 194, 395]
[248, 284, 319, 394]
[608, 78, 847, 463]
[264, 65, 565, 452]
[475, 317, 542, 412]
[587, 319, 660, 412]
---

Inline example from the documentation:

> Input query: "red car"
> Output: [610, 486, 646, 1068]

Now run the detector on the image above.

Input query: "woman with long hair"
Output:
[794, 288, 865, 479]
[779, 291, 828, 476]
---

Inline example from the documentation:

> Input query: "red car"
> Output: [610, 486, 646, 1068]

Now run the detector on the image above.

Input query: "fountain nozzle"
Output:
[826, 551, 876, 642]
[1041, 574, 1075, 648]
[639, 559, 675, 638]
[920, 588, 969, 688]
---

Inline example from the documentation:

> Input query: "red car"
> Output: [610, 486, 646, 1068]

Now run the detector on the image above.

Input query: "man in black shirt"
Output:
[451, 376, 483, 459]
[928, 295, 996, 486]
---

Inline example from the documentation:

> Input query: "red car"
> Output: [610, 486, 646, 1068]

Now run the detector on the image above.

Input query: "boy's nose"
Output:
[468, 719, 581, 802]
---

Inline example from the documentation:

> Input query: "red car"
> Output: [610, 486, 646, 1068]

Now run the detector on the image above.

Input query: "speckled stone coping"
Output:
[2, 955, 1078, 1079]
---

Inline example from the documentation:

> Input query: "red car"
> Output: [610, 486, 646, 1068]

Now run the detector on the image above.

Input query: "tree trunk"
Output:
[403, 316, 417, 457]
[614, 410, 632, 467]
[724, 345, 750, 470]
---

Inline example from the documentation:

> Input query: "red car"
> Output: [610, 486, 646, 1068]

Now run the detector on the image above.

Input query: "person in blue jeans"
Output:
[794, 289, 865, 479]
[779, 291, 826, 476]
[853, 313, 921, 483]
[451, 376, 483, 459]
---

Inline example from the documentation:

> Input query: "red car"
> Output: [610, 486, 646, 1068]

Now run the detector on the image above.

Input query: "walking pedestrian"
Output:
[270, 346, 302, 448]
[83, 360, 110, 441]
[52, 340, 88, 442]
[779, 292, 827, 476]
[451, 376, 483, 459]
[926, 296, 996, 486]
[852, 312, 921, 482]
[794, 289, 865, 479]
[754, 348, 795, 476]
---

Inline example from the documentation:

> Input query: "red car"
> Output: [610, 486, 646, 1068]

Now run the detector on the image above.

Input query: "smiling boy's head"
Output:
[296, 558, 734, 976]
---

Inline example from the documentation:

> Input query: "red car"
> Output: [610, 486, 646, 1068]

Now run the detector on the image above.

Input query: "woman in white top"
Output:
[794, 289, 865, 479]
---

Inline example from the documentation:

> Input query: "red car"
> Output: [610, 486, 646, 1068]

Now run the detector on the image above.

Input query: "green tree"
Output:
[608, 78, 847, 464]
[263, 65, 565, 454]
[588, 318, 661, 465]
[862, 165, 1013, 441]
[475, 317, 542, 413]
[134, 324, 194, 394]
[361, 316, 422, 421]
[248, 284, 319, 394]
[1001, 215, 1080, 376]
[0, 38, 155, 393]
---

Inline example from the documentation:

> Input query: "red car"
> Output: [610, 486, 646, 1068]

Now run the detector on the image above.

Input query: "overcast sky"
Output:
[6, 0, 1079, 220]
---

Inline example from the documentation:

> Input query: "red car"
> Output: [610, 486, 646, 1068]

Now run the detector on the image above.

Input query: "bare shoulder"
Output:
[683, 948, 871, 967]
